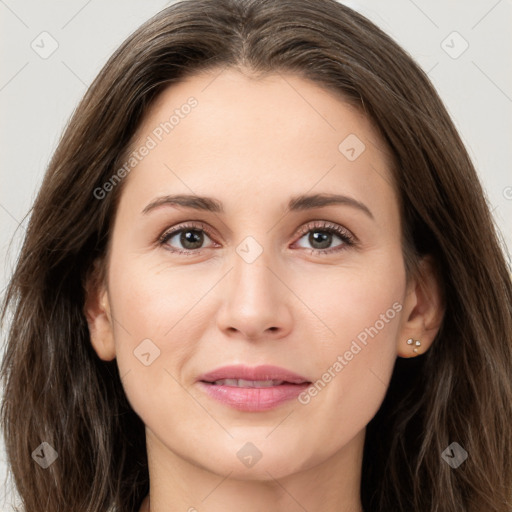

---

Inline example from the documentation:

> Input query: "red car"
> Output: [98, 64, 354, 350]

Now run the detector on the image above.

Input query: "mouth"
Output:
[197, 365, 312, 411]
[204, 378, 299, 387]
[198, 364, 310, 384]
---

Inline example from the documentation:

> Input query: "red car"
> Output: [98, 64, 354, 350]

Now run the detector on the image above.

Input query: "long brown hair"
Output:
[1, 0, 511, 510]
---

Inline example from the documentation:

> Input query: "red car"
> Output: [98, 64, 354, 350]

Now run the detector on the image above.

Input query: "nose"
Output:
[216, 248, 293, 341]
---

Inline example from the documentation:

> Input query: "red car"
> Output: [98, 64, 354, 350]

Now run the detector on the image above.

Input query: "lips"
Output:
[208, 378, 286, 387]
[197, 365, 312, 411]
[198, 364, 310, 385]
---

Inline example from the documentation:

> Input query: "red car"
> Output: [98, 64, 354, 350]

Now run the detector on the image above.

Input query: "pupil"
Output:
[309, 231, 331, 249]
[181, 230, 203, 249]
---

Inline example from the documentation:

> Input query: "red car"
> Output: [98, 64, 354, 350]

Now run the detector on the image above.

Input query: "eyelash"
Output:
[157, 220, 357, 256]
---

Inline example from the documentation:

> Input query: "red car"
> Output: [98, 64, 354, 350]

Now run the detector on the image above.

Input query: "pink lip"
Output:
[198, 364, 310, 384]
[197, 364, 312, 412]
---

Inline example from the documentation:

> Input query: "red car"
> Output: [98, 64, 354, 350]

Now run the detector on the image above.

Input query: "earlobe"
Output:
[397, 255, 445, 358]
[83, 259, 116, 361]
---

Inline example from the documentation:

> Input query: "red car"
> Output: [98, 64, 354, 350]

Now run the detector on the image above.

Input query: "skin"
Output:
[85, 68, 443, 512]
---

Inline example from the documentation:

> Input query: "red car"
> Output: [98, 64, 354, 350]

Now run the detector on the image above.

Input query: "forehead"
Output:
[118, 68, 397, 220]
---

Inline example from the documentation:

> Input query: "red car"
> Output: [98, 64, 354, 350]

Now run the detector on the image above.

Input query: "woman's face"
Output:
[90, 68, 414, 480]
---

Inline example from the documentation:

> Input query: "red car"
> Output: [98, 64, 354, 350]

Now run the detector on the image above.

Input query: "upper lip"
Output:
[198, 365, 311, 384]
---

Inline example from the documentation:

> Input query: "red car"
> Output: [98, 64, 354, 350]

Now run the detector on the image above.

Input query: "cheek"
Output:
[106, 256, 210, 415]
[299, 245, 405, 353]
[292, 251, 405, 450]
[109, 251, 210, 341]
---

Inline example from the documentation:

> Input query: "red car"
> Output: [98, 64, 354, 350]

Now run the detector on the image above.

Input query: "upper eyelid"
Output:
[295, 220, 353, 237]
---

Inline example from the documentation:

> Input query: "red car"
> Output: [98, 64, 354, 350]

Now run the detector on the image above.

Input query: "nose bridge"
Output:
[216, 234, 292, 338]
[231, 235, 280, 309]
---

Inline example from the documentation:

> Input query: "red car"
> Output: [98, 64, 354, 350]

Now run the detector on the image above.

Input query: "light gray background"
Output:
[1, 0, 511, 509]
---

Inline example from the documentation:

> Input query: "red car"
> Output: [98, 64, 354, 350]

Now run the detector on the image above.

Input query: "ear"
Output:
[397, 255, 445, 358]
[83, 258, 116, 361]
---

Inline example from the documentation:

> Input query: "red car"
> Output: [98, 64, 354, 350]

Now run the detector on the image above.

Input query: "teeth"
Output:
[211, 379, 285, 387]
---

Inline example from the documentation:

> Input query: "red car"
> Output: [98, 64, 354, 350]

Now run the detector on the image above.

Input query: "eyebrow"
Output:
[142, 193, 374, 219]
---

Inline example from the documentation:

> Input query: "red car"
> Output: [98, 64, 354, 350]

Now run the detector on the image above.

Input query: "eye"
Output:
[293, 220, 356, 255]
[157, 220, 356, 256]
[158, 222, 217, 255]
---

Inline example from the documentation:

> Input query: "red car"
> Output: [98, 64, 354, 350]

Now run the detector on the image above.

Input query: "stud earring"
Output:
[406, 338, 421, 354]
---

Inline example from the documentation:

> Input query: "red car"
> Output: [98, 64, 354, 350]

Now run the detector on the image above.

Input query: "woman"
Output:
[1, 0, 511, 511]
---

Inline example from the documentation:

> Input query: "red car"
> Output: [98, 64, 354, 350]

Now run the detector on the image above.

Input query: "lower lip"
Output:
[198, 381, 311, 411]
